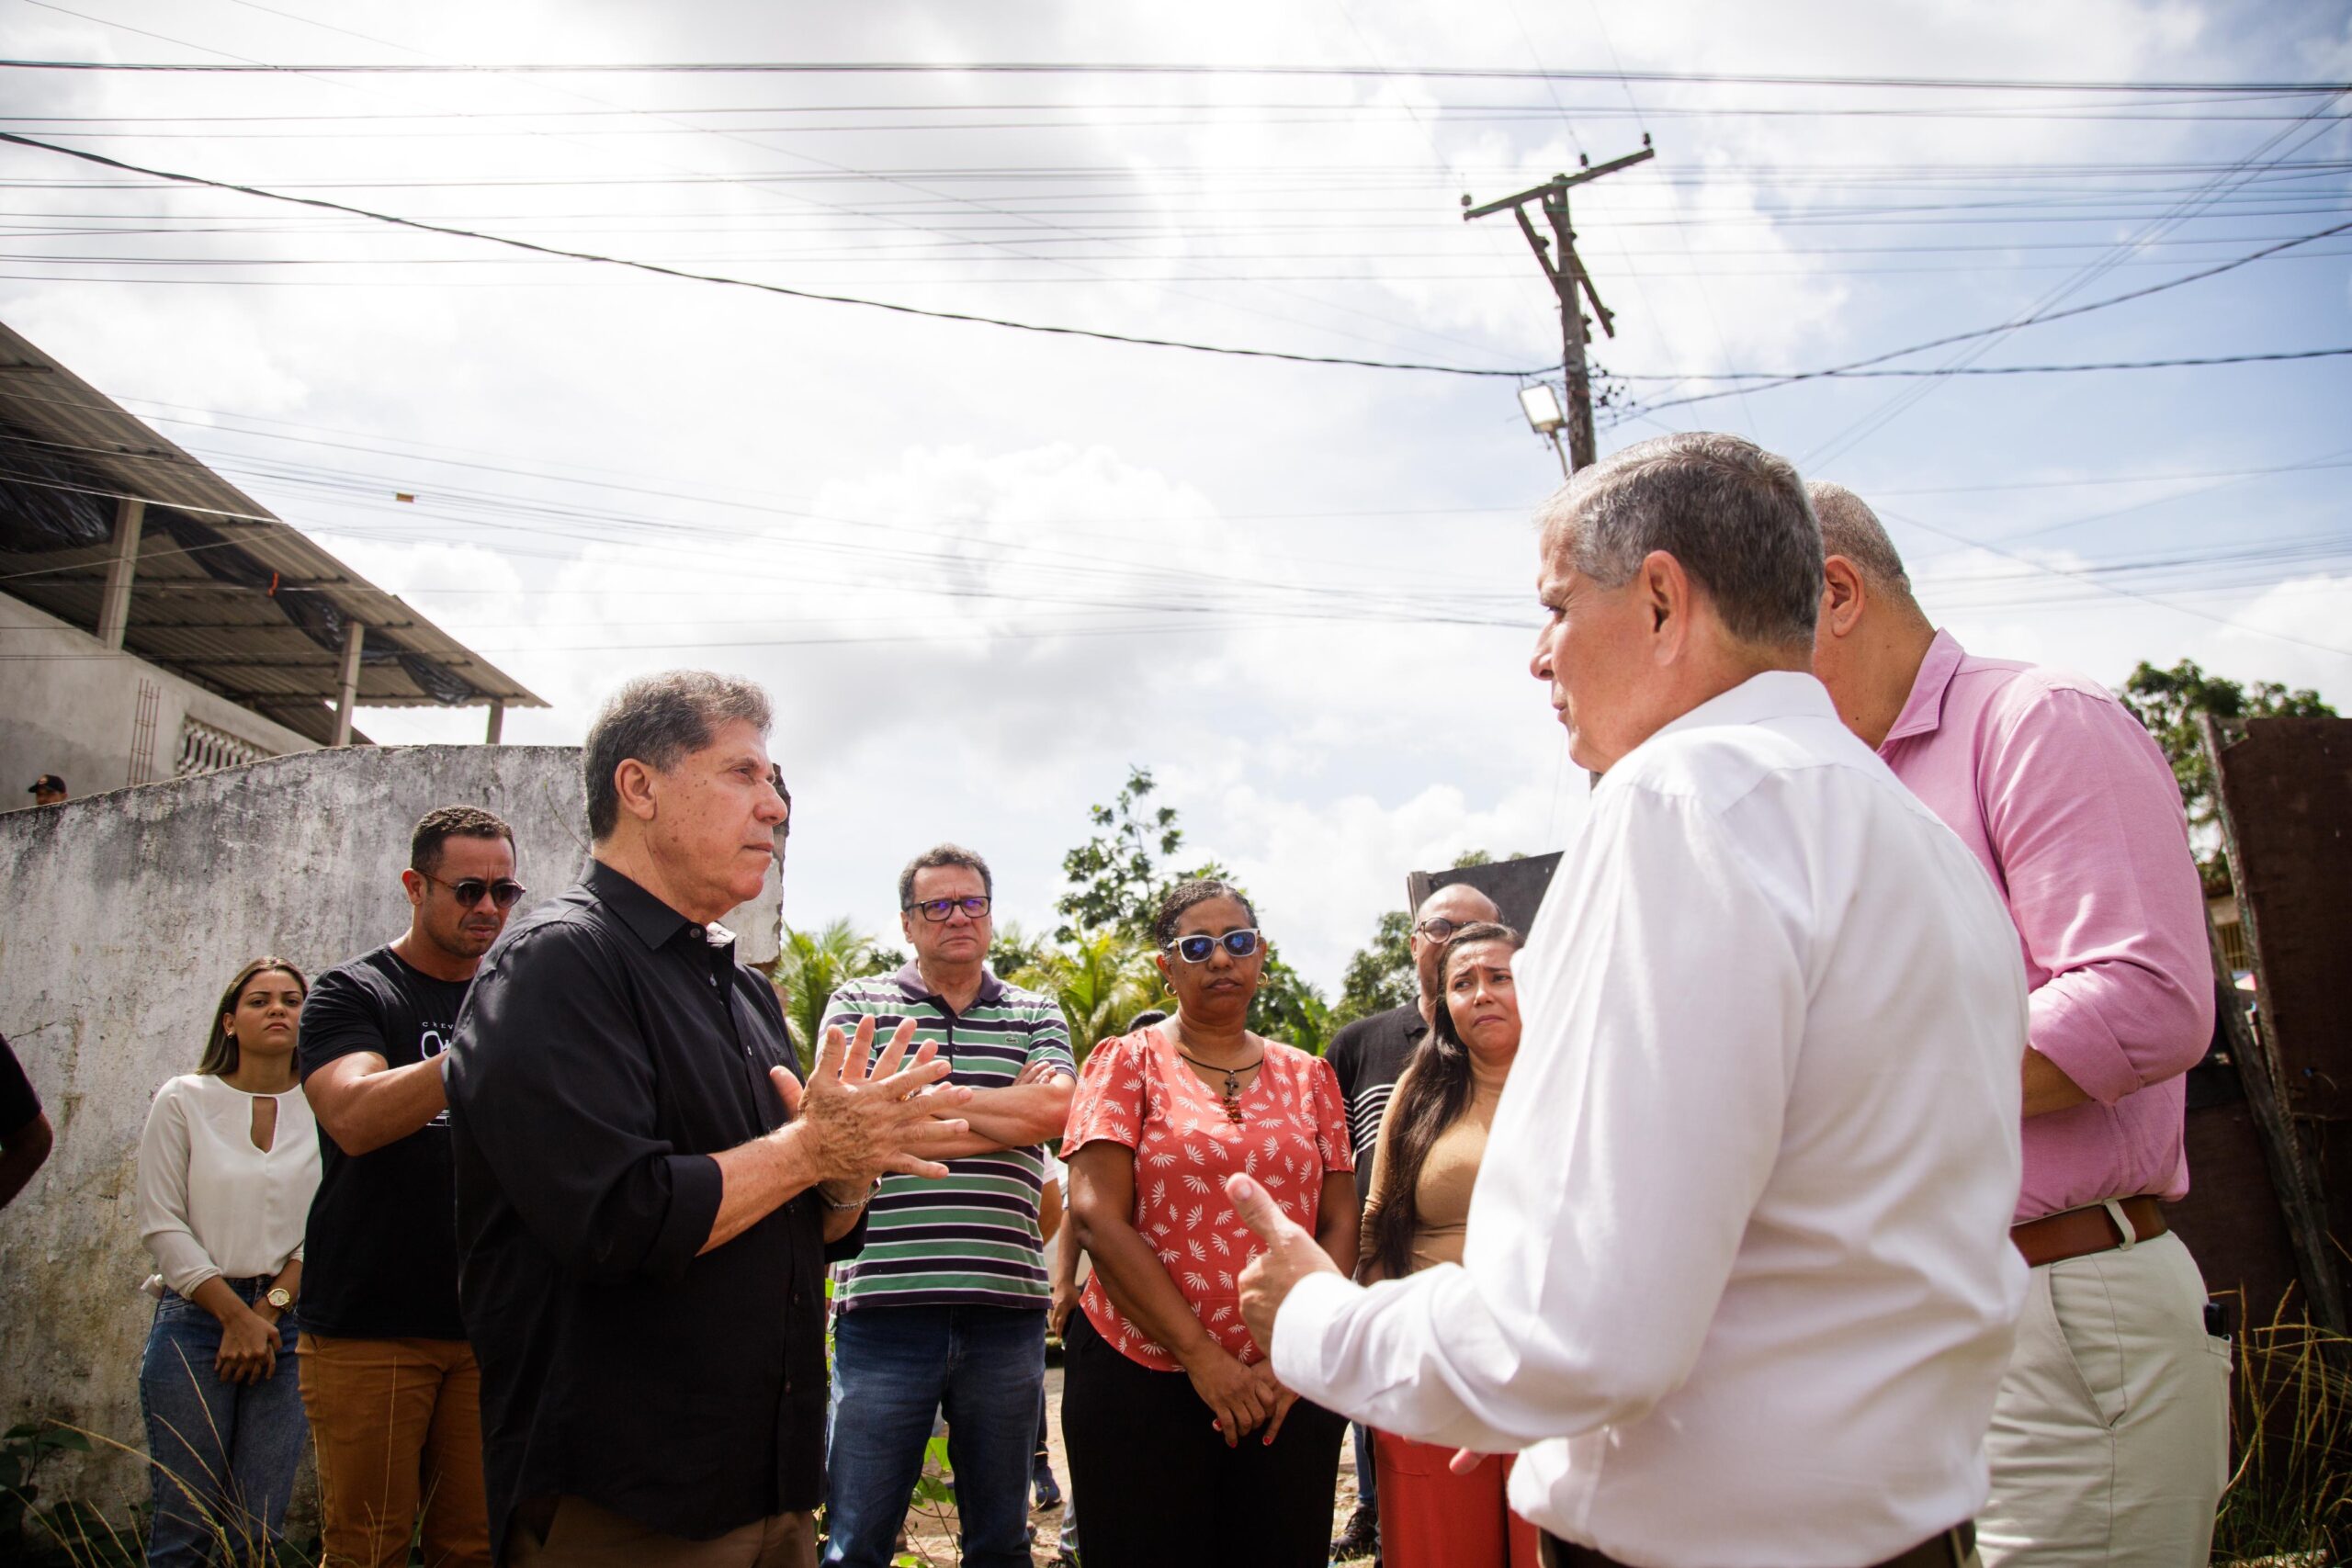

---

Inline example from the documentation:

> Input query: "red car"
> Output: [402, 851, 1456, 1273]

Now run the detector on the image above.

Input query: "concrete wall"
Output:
[0, 590, 320, 807]
[0, 743, 780, 1517]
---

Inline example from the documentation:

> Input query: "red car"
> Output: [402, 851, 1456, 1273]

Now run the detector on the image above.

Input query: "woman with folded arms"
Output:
[136, 957, 322, 1568]
[1061, 880, 1357, 1568]
[1359, 921, 1539, 1568]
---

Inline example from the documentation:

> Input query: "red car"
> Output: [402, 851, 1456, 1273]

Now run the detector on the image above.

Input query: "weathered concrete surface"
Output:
[0, 744, 780, 1515]
[0, 589, 319, 802]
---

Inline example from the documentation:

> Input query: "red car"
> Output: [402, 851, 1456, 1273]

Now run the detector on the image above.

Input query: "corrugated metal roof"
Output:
[0, 319, 545, 742]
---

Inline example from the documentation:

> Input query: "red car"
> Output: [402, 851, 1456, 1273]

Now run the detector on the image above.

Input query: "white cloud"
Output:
[4, 0, 2344, 992]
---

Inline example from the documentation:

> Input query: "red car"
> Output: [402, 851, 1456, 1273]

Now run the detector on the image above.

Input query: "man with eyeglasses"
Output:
[1321, 881, 1499, 1564]
[819, 844, 1078, 1568]
[299, 804, 524, 1568]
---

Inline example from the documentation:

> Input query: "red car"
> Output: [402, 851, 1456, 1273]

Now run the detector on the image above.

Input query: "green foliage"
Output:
[1050, 765, 1334, 1053]
[1250, 953, 1333, 1055]
[1329, 848, 1510, 1030]
[769, 919, 897, 1073]
[0, 1421, 89, 1546]
[985, 922, 1053, 988]
[1333, 909, 1415, 1030]
[1012, 928, 1170, 1068]
[1055, 766, 1192, 942]
[4, 1421, 215, 1568]
[2119, 659, 2335, 891]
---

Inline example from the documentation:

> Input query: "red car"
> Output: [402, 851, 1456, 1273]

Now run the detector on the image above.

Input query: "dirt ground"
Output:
[894, 1363, 1364, 1565]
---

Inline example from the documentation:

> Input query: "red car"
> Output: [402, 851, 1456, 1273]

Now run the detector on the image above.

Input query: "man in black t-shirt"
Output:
[0, 1033, 53, 1211]
[1321, 880, 1498, 1564]
[300, 805, 522, 1568]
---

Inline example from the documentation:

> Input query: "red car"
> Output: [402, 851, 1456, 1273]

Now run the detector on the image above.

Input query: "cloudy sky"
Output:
[4, 0, 2347, 990]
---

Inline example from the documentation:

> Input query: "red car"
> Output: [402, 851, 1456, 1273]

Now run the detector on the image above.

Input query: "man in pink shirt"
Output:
[1807, 481, 2227, 1565]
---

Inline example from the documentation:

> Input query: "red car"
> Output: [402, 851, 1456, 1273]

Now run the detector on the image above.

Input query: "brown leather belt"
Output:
[1542, 1521, 1975, 1568]
[2010, 1194, 2165, 1269]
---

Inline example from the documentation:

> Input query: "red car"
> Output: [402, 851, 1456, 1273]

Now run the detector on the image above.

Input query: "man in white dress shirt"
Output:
[1227, 432, 2030, 1568]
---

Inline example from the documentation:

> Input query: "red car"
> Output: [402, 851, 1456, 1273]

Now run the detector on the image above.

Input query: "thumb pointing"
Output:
[1224, 1172, 1293, 1243]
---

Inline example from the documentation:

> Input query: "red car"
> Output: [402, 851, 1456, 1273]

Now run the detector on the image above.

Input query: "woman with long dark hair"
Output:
[1359, 921, 1539, 1568]
[135, 956, 321, 1568]
[1061, 880, 1357, 1568]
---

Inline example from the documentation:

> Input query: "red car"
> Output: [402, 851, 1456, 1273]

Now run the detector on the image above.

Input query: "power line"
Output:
[1608, 213, 2352, 421]
[2, 59, 2345, 92]
[0, 130, 1551, 378]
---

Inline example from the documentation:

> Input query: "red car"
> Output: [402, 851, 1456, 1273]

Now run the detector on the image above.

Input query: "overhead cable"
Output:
[0, 131, 1548, 378]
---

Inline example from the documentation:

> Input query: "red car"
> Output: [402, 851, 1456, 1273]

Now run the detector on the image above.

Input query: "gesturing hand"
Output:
[1226, 1172, 1343, 1356]
[770, 1016, 973, 1186]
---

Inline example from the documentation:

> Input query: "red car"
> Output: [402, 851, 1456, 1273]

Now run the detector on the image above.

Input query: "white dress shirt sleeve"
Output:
[136, 1078, 222, 1298]
[1272, 782, 1805, 1450]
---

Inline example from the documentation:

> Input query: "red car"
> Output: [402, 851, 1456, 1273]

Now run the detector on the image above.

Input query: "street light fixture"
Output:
[1519, 382, 1570, 477]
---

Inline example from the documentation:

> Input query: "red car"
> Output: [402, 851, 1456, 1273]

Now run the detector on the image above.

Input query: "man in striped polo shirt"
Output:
[821, 844, 1077, 1568]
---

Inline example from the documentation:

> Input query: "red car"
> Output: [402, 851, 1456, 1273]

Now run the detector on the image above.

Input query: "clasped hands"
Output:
[770, 1016, 974, 1198]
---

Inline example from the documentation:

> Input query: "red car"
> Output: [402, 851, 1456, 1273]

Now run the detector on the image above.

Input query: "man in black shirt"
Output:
[300, 805, 522, 1568]
[0, 1033, 53, 1210]
[449, 671, 973, 1568]
[1322, 880, 1498, 1563]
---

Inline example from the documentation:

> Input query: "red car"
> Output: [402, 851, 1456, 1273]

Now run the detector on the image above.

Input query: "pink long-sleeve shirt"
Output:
[1881, 630, 2214, 1222]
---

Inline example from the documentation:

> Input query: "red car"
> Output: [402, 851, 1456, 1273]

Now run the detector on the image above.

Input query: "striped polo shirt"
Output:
[824, 964, 1074, 1312]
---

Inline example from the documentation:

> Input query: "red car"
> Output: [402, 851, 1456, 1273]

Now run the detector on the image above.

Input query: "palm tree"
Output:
[770, 919, 889, 1073]
[1013, 928, 1169, 1069]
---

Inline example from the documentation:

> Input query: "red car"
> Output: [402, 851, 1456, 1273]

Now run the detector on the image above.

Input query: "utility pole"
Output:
[1464, 140, 1655, 471]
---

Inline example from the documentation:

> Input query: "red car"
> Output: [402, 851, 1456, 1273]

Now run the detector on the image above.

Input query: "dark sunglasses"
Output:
[421, 871, 528, 910]
[906, 896, 991, 922]
[1168, 929, 1261, 964]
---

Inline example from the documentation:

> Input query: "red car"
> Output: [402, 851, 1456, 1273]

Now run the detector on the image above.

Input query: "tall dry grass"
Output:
[2212, 1306, 2349, 1565]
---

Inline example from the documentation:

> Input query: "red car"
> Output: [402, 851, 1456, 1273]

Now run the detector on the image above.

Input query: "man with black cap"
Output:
[27, 775, 65, 807]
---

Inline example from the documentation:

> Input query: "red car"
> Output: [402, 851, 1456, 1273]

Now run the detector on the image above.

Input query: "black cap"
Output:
[28, 774, 64, 795]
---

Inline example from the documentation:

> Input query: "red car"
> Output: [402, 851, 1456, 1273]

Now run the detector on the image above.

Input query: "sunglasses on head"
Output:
[422, 871, 528, 910]
[1167, 929, 1261, 964]
[906, 896, 991, 922]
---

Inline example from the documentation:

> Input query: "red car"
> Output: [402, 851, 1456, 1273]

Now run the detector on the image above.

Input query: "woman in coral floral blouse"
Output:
[1061, 878, 1359, 1568]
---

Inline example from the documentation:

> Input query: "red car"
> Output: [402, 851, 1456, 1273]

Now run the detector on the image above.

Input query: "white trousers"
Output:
[1977, 1227, 2230, 1567]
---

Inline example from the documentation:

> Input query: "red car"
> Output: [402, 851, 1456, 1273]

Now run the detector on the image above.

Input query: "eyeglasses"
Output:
[1167, 930, 1262, 964]
[906, 896, 992, 922]
[1415, 917, 1473, 942]
[421, 871, 528, 910]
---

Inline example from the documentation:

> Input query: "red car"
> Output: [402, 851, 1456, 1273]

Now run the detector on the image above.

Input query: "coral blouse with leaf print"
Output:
[1063, 1025, 1354, 1371]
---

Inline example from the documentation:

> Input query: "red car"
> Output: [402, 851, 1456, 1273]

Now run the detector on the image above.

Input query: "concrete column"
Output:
[96, 497, 144, 649]
[332, 621, 366, 747]
[484, 699, 505, 745]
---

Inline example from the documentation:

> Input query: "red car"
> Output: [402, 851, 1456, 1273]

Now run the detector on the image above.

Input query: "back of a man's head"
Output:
[1808, 481, 1916, 605]
[1540, 432, 1824, 650]
[583, 670, 773, 842]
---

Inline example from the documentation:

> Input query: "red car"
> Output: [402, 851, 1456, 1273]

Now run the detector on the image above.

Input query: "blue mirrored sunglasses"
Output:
[1168, 929, 1261, 964]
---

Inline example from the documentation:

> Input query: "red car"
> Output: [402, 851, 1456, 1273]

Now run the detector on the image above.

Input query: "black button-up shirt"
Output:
[448, 860, 862, 1558]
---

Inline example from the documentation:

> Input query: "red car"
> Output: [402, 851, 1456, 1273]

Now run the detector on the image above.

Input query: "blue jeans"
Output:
[138, 1280, 308, 1568]
[823, 1304, 1046, 1568]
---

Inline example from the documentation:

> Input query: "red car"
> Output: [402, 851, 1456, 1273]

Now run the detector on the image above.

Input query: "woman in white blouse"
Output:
[136, 956, 321, 1568]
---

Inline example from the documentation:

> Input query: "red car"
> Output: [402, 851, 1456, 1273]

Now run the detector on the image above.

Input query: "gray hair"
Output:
[583, 671, 773, 840]
[898, 843, 994, 908]
[1808, 481, 1914, 598]
[1537, 432, 1823, 649]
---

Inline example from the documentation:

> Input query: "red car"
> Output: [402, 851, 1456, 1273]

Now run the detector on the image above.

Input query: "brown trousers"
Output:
[506, 1495, 817, 1568]
[302, 1332, 492, 1568]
